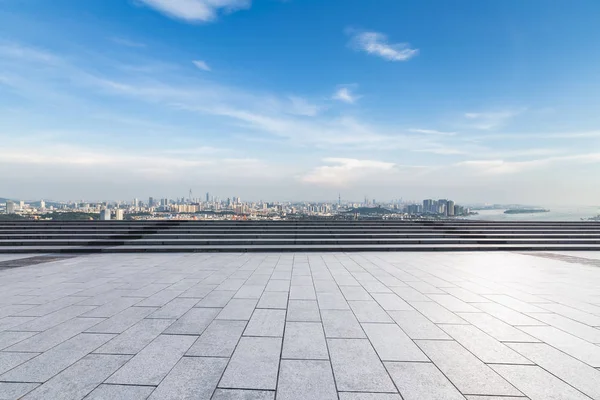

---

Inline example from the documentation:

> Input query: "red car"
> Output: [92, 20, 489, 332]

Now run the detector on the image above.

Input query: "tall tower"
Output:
[189, 189, 193, 203]
[338, 193, 341, 206]
[206, 192, 210, 203]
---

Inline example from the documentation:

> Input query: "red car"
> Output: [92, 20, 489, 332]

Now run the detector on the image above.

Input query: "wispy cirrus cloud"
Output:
[137, 0, 251, 23]
[332, 86, 359, 104]
[409, 128, 456, 136]
[348, 30, 418, 61]
[111, 37, 146, 48]
[192, 60, 211, 71]
[464, 109, 524, 130]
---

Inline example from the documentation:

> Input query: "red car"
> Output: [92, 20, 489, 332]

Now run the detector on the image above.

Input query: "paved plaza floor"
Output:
[1, 252, 600, 399]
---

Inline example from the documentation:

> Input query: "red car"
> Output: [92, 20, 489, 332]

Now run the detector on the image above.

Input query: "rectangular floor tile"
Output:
[286, 300, 320, 322]
[472, 303, 545, 326]
[165, 307, 220, 335]
[186, 320, 246, 357]
[371, 293, 413, 311]
[84, 384, 155, 399]
[148, 357, 228, 400]
[86, 306, 157, 334]
[409, 302, 466, 324]
[362, 323, 428, 362]
[338, 394, 402, 400]
[212, 389, 275, 399]
[257, 292, 288, 309]
[0, 331, 37, 351]
[321, 310, 365, 338]
[277, 359, 337, 400]
[529, 312, 600, 343]
[491, 364, 589, 400]
[0, 352, 38, 375]
[95, 318, 175, 355]
[195, 290, 236, 308]
[385, 362, 464, 400]
[328, 338, 396, 393]
[244, 309, 286, 337]
[0, 382, 38, 399]
[217, 299, 258, 321]
[519, 325, 600, 367]
[147, 298, 199, 319]
[219, 337, 282, 390]
[349, 301, 393, 323]
[22, 354, 130, 400]
[282, 322, 328, 360]
[1, 333, 114, 383]
[456, 312, 539, 342]
[106, 334, 196, 385]
[440, 324, 532, 364]
[388, 311, 450, 340]
[417, 340, 522, 396]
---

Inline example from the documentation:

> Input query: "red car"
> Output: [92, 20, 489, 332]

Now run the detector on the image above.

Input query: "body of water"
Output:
[465, 206, 600, 221]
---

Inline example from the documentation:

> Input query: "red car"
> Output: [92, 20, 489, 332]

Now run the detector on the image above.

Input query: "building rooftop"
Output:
[1, 251, 599, 399]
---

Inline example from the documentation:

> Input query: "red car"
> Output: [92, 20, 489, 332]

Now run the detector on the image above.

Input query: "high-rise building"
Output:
[99, 208, 111, 221]
[423, 199, 433, 213]
[134, 198, 139, 208]
[206, 192, 210, 203]
[40, 199, 46, 210]
[149, 197, 154, 207]
[115, 209, 124, 220]
[6, 201, 16, 214]
[19, 200, 24, 210]
[447, 200, 455, 216]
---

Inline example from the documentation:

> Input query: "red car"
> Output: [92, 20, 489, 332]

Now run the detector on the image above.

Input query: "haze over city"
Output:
[1, 1, 600, 204]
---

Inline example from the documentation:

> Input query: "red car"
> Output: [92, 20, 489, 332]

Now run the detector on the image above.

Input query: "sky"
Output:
[1, 0, 600, 205]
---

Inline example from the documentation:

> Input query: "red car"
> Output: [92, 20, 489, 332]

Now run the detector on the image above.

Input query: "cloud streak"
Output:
[192, 60, 211, 71]
[137, 0, 251, 22]
[332, 86, 359, 104]
[349, 31, 418, 61]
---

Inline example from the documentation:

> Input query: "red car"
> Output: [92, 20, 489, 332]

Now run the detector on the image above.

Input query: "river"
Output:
[464, 206, 600, 221]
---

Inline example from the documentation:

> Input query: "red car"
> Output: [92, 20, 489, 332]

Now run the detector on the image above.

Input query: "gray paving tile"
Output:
[83, 384, 155, 400]
[219, 337, 282, 390]
[135, 290, 183, 307]
[22, 354, 130, 400]
[148, 298, 199, 319]
[537, 303, 600, 326]
[391, 286, 431, 302]
[16, 296, 87, 317]
[257, 292, 288, 309]
[0, 352, 38, 375]
[244, 309, 286, 337]
[126, 283, 171, 298]
[0, 331, 37, 350]
[428, 294, 481, 312]
[187, 320, 246, 357]
[0, 316, 36, 331]
[282, 322, 328, 360]
[286, 300, 320, 322]
[86, 306, 157, 334]
[443, 287, 490, 303]
[83, 297, 141, 318]
[362, 323, 428, 362]
[338, 394, 402, 400]
[349, 301, 393, 323]
[0, 333, 114, 383]
[95, 318, 175, 354]
[491, 364, 589, 400]
[212, 390, 274, 400]
[106, 334, 196, 385]
[385, 362, 464, 400]
[417, 340, 522, 396]
[456, 312, 539, 342]
[217, 279, 247, 291]
[314, 280, 339, 293]
[265, 280, 290, 292]
[277, 359, 337, 400]
[519, 325, 600, 367]
[148, 357, 227, 400]
[409, 302, 466, 324]
[321, 309, 365, 338]
[464, 397, 527, 400]
[0, 382, 38, 399]
[328, 338, 396, 393]
[340, 285, 372, 301]
[472, 303, 545, 326]
[196, 291, 236, 308]
[217, 299, 258, 321]
[528, 312, 600, 343]
[388, 311, 450, 340]
[289, 286, 316, 300]
[440, 324, 532, 364]
[485, 295, 548, 313]
[317, 292, 350, 310]
[8, 317, 104, 352]
[180, 284, 217, 298]
[508, 342, 600, 399]
[165, 307, 221, 335]
[11, 305, 97, 332]
[235, 285, 265, 299]
[371, 293, 413, 311]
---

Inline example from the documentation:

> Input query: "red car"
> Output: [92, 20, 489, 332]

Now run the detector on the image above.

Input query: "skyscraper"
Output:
[447, 200, 455, 216]
[99, 208, 111, 220]
[149, 197, 154, 207]
[115, 209, 124, 220]
[6, 201, 16, 214]
[206, 192, 210, 203]
[40, 199, 46, 210]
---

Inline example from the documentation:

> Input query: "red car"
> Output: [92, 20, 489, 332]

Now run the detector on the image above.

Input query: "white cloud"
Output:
[332, 86, 359, 104]
[137, 0, 251, 22]
[349, 31, 418, 61]
[409, 128, 456, 136]
[287, 96, 320, 117]
[192, 60, 211, 71]
[464, 110, 523, 130]
[302, 158, 396, 186]
[112, 37, 146, 48]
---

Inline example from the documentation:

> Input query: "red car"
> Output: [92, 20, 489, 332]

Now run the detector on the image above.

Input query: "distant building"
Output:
[149, 197, 154, 207]
[19, 200, 25, 210]
[447, 200, 455, 216]
[6, 201, 16, 214]
[423, 199, 434, 213]
[134, 198, 139, 208]
[99, 209, 111, 221]
[114, 209, 124, 220]
[40, 199, 46, 210]
[206, 192, 210, 203]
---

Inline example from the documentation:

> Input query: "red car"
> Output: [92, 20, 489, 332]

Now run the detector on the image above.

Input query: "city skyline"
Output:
[1, 1, 600, 204]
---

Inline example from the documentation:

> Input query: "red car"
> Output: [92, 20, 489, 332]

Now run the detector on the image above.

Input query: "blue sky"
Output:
[1, 0, 600, 204]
